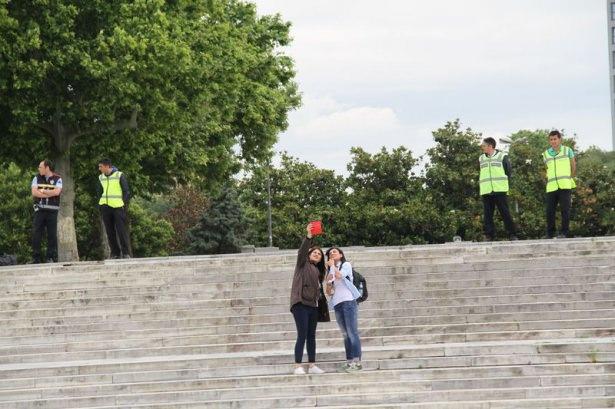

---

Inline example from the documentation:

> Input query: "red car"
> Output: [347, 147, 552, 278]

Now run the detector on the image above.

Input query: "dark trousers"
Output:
[291, 302, 318, 363]
[100, 205, 131, 257]
[482, 193, 515, 238]
[546, 189, 572, 238]
[32, 209, 58, 262]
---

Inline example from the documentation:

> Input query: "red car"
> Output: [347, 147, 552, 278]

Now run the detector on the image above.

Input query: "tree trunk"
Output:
[54, 152, 79, 261]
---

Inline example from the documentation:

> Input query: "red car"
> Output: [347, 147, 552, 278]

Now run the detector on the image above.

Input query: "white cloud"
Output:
[275, 95, 437, 175]
[255, 0, 612, 171]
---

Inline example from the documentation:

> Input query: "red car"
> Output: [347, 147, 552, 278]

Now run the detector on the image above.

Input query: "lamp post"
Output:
[266, 167, 273, 248]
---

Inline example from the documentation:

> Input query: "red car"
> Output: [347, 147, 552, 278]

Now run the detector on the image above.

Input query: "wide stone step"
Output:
[1, 308, 612, 342]
[1, 371, 613, 403]
[1, 289, 613, 320]
[78, 397, 615, 409]
[1, 338, 612, 382]
[3, 263, 615, 297]
[1, 305, 612, 336]
[1, 280, 612, 310]
[0, 238, 613, 407]
[1, 325, 614, 364]
[3, 250, 615, 281]
[3, 269, 613, 301]
[0, 299, 612, 326]
[0, 383, 612, 408]
[2, 241, 615, 280]
[0, 339, 611, 407]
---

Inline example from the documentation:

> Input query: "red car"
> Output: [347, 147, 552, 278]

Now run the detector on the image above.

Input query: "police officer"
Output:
[479, 137, 517, 241]
[543, 130, 576, 238]
[97, 158, 132, 259]
[31, 160, 63, 263]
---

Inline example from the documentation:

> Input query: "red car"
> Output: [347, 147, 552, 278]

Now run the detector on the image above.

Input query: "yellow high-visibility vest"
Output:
[99, 171, 125, 208]
[542, 146, 575, 192]
[479, 151, 509, 195]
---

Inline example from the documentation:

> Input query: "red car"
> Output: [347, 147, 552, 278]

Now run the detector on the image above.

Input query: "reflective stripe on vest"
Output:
[99, 171, 125, 208]
[479, 151, 509, 195]
[543, 146, 576, 192]
[34, 174, 61, 210]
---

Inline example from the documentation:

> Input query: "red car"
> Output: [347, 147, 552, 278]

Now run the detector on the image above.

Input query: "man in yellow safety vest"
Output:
[479, 137, 517, 241]
[97, 158, 132, 259]
[542, 130, 576, 239]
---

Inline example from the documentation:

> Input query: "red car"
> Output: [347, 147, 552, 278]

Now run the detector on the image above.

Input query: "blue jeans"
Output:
[334, 300, 361, 360]
[291, 303, 318, 363]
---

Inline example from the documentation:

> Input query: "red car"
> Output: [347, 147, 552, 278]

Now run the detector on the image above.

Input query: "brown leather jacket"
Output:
[290, 237, 321, 310]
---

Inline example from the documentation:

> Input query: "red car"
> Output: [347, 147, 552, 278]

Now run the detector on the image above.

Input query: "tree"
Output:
[342, 146, 452, 245]
[0, 163, 33, 262]
[0, 0, 299, 260]
[424, 120, 483, 240]
[571, 147, 615, 236]
[239, 153, 344, 249]
[163, 186, 209, 255]
[128, 199, 174, 258]
[187, 185, 245, 254]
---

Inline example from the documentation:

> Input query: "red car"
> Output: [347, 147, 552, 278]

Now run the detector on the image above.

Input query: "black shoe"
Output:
[31, 258, 42, 264]
[509, 235, 519, 241]
[109, 255, 120, 260]
[483, 235, 494, 242]
[122, 254, 132, 259]
[46, 258, 56, 263]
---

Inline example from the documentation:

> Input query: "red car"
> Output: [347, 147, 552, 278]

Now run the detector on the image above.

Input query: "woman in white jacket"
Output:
[326, 247, 362, 372]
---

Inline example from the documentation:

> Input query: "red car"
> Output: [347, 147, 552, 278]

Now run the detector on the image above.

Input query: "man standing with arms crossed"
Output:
[479, 137, 517, 241]
[98, 158, 132, 259]
[543, 130, 576, 239]
[31, 160, 62, 263]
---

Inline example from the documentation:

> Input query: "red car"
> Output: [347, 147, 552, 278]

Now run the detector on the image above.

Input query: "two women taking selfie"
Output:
[289, 223, 363, 374]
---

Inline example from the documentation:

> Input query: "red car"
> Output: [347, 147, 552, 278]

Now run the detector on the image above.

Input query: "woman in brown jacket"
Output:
[290, 224, 326, 375]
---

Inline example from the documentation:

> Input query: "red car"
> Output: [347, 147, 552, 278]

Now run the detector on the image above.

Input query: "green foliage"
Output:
[0, 0, 299, 182]
[572, 147, 615, 236]
[187, 186, 245, 254]
[163, 186, 210, 254]
[341, 146, 452, 246]
[239, 153, 344, 249]
[2, 119, 615, 261]
[128, 198, 174, 258]
[424, 120, 483, 240]
[0, 163, 33, 261]
[0, 0, 300, 259]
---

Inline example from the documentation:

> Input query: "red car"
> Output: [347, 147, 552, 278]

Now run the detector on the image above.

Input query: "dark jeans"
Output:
[482, 193, 515, 238]
[100, 205, 131, 257]
[32, 208, 58, 262]
[546, 189, 572, 238]
[334, 300, 362, 361]
[291, 302, 318, 363]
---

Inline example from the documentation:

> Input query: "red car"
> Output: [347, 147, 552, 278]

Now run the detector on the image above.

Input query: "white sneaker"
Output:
[293, 366, 306, 375]
[308, 365, 325, 374]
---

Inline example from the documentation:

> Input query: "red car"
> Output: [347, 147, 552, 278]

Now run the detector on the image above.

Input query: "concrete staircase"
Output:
[0, 237, 613, 408]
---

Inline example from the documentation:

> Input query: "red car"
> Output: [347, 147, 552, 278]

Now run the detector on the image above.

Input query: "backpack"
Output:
[345, 267, 368, 303]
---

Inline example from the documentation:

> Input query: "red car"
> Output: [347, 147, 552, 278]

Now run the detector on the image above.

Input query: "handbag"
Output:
[317, 287, 330, 322]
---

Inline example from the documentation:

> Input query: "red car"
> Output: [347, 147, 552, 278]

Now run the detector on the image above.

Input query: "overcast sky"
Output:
[253, 0, 611, 175]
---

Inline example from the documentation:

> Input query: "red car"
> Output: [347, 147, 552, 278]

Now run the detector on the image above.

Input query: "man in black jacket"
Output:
[31, 160, 62, 263]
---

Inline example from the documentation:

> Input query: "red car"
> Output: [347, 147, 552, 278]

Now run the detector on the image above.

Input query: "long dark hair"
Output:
[326, 247, 347, 265]
[308, 246, 326, 280]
